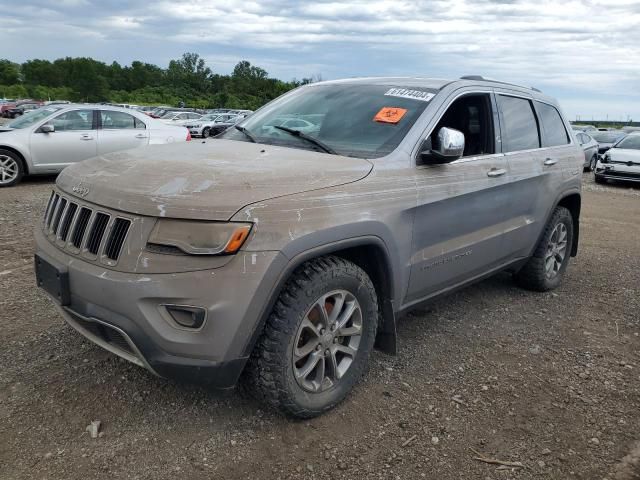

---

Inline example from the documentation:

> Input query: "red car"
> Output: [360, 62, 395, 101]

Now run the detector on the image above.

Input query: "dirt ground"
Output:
[0, 172, 638, 480]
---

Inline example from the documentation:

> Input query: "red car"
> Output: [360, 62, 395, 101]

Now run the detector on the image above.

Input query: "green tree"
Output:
[0, 60, 20, 85]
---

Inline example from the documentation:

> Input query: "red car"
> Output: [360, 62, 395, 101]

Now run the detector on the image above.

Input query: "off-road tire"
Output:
[594, 174, 606, 184]
[0, 149, 25, 187]
[244, 256, 378, 418]
[515, 206, 573, 292]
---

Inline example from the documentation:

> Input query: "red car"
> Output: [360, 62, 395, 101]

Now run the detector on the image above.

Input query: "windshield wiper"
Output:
[234, 125, 257, 143]
[273, 125, 337, 155]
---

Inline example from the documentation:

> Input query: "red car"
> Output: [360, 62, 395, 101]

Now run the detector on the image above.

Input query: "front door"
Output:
[406, 92, 512, 303]
[29, 109, 97, 169]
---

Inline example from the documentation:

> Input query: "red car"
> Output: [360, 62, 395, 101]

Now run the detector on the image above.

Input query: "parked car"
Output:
[0, 104, 191, 187]
[571, 124, 596, 132]
[4, 102, 42, 119]
[182, 113, 223, 137]
[34, 76, 582, 418]
[590, 130, 627, 158]
[594, 133, 640, 184]
[261, 117, 318, 136]
[574, 131, 599, 170]
[208, 114, 246, 136]
[160, 111, 202, 124]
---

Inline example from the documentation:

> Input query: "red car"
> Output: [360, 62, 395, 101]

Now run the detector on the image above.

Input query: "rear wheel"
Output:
[515, 206, 573, 292]
[0, 149, 24, 187]
[244, 256, 378, 418]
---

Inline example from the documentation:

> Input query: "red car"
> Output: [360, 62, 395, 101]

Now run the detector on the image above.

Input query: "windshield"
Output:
[615, 135, 640, 150]
[220, 84, 436, 158]
[161, 112, 178, 119]
[591, 131, 624, 143]
[7, 106, 63, 129]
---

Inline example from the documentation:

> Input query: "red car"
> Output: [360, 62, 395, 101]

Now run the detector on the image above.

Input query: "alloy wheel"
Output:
[544, 223, 568, 279]
[293, 290, 362, 393]
[0, 154, 19, 185]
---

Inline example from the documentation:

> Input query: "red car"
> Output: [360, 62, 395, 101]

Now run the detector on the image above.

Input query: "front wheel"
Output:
[244, 256, 378, 418]
[202, 127, 210, 138]
[0, 149, 24, 187]
[589, 155, 598, 171]
[595, 174, 606, 184]
[515, 206, 574, 292]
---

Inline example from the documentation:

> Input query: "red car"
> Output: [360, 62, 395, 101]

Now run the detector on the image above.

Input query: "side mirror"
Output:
[420, 127, 465, 164]
[39, 124, 55, 133]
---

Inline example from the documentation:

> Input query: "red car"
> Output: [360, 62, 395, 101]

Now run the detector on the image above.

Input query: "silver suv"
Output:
[34, 76, 582, 418]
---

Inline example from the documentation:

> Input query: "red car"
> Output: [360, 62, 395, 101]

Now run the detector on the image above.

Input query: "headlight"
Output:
[148, 219, 252, 255]
[602, 154, 610, 163]
[192, 124, 202, 128]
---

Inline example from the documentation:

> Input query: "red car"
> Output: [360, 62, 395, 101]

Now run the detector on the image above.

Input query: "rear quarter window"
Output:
[497, 95, 540, 152]
[536, 102, 570, 147]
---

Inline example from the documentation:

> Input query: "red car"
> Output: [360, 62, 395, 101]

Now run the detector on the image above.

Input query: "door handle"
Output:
[135, 134, 148, 139]
[487, 168, 507, 177]
[544, 158, 558, 166]
[80, 134, 93, 141]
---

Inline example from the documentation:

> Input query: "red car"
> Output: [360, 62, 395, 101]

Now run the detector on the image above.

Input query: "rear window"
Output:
[497, 95, 540, 152]
[536, 102, 569, 147]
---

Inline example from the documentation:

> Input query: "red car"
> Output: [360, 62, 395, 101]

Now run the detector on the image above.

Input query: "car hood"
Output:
[57, 139, 373, 221]
[609, 148, 640, 163]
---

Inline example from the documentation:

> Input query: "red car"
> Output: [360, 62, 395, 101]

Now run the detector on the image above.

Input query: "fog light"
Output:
[164, 305, 207, 329]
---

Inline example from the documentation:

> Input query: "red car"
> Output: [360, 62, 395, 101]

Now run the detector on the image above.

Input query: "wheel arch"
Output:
[556, 192, 581, 257]
[241, 236, 399, 361]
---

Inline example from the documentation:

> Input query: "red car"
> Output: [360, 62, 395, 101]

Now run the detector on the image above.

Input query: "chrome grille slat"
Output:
[59, 203, 78, 242]
[71, 207, 92, 249]
[46, 194, 60, 229]
[51, 198, 67, 236]
[104, 218, 131, 261]
[43, 191, 55, 223]
[86, 212, 110, 255]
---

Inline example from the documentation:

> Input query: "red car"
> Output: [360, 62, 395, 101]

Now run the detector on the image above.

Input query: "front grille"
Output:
[42, 190, 133, 264]
[602, 170, 640, 180]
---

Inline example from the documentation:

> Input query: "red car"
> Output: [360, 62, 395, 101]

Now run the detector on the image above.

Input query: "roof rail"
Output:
[459, 75, 542, 93]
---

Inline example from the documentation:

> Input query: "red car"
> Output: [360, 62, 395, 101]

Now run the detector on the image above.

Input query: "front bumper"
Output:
[35, 227, 287, 387]
[595, 162, 640, 182]
[186, 126, 204, 136]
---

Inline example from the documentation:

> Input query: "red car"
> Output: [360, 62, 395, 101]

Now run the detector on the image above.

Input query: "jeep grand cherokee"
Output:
[35, 76, 582, 418]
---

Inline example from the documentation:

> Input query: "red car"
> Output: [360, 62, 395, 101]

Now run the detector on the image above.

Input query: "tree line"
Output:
[0, 53, 314, 109]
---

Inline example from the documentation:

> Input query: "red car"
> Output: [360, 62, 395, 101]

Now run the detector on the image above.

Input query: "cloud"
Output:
[1, 0, 639, 118]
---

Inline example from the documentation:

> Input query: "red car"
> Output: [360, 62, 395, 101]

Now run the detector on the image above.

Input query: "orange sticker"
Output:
[373, 107, 407, 124]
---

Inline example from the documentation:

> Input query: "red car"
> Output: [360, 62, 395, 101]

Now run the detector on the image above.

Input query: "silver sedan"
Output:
[574, 131, 599, 171]
[0, 104, 191, 187]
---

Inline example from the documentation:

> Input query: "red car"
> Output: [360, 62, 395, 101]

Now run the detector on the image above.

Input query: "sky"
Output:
[2, 0, 639, 120]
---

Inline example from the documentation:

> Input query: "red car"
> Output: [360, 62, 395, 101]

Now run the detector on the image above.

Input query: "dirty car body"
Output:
[34, 77, 583, 417]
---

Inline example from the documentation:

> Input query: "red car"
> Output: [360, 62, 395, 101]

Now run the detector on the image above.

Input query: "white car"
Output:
[0, 104, 191, 187]
[184, 113, 243, 137]
[160, 111, 202, 124]
[594, 134, 640, 184]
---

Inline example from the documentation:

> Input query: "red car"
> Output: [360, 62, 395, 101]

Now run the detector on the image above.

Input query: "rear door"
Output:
[29, 108, 97, 168]
[97, 110, 149, 155]
[496, 93, 569, 259]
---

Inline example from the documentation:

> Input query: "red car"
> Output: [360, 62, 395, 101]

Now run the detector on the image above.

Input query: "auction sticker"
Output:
[384, 88, 435, 102]
[373, 107, 407, 124]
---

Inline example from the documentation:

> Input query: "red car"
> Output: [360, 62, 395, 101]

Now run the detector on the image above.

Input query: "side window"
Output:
[577, 133, 587, 144]
[50, 109, 93, 131]
[536, 102, 570, 147]
[100, 111, 141, 130]
[429, 93, 495, 157]
[496, 95, 540, 152]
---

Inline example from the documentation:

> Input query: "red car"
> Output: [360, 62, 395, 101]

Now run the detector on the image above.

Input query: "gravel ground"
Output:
[0, 172, 638, 480]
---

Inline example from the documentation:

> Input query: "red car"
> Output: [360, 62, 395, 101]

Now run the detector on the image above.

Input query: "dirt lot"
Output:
[0, 173, 638, 480]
